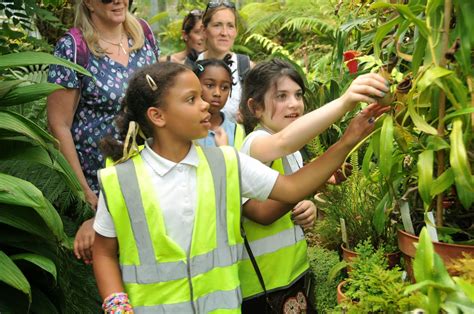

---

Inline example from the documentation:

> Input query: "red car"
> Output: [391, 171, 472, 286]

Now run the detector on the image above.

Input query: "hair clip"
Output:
[197, 64, 204, 72]
[145, 74, 158, 91]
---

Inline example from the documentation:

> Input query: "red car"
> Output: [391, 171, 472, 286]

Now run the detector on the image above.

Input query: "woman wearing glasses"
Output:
[160, 9, 206, 64]
[47, 0, 159, 264]
[195, 0, 253, 123]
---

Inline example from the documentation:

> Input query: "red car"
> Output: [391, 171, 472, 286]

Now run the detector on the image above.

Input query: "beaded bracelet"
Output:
[102, 292, 133, 314]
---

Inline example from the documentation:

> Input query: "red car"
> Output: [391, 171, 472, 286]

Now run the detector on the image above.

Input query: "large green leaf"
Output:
[413, 228, 434, 284]
[10, 253, 57, 282]
[417, 66, 453, 93]
[0, 82, 63, 107]
[0, 174, 67, 243]
[1, 141, 83, 194]
[407, 101, 438, 135]
[0, 80, 23, 98]
[0, 204, 56, 241]
[0, 110, 56, 150]
[417, 150, 434, 208]
[430, 168, 454, 197]
[449, 119, 474, 209]
[379, 115, 394, 178]
[30, 286, 60, 314]
[0, 52, 90, 76]
[455, 0, 474, 76]
[0, 251, 31, 301]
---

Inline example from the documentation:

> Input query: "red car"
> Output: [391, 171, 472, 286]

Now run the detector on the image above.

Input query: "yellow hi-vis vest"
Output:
[239, 154, 309, 299]
[99, 146, 244, 313]
[233, 123, 245, 150]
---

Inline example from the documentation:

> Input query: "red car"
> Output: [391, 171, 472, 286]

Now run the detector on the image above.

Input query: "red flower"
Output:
[343, 50, 361, 74]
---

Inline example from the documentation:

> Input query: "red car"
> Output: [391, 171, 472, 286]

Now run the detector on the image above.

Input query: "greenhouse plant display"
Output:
[358, 0, 474, 271]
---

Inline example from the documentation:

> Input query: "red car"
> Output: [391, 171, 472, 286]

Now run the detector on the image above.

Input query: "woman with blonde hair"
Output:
[47, 0, 159, 265]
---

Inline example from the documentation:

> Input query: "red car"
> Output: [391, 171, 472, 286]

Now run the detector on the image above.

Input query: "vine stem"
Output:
[435, 0, 452, 227]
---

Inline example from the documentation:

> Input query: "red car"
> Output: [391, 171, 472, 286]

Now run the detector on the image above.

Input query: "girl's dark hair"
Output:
[101, 62, 190, 161]
[192, 55, 234, 85]
[239, 58, 306, 134]
[182, 9, 203, 34]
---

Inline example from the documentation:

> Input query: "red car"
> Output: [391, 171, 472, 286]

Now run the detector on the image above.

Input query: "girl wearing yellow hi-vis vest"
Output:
[92, 62, 389, 313]
[238, 59, 391, 313]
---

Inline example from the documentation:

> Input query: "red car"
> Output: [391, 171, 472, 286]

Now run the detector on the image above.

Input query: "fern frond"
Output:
[244, 34, 290, 57]
[280, 17, 336, 37]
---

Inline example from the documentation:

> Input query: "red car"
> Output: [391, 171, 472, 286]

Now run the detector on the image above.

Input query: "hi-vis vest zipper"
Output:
[99, 146, 244, 313]
[239, 147, 309, 299]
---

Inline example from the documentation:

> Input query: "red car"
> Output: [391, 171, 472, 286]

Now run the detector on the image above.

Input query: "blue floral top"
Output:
[48, 32, 159, 195]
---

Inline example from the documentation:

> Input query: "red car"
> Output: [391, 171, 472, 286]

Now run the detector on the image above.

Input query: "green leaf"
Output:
[412, 34, 427, 76]
[0, 204, 56, 240]
[443, 107, 474, 123]
[0, 251, 31, 301]
[0, 52, 90, 76]
[372, 16, 403, 59]
[417, 150, 434, 208]
[417, 66, 453, 93]
[413, 228, 434, 283]
[430, 168, 454, 197]
[425, 135, 449, 151]
[362, 142, 374, 177]
[407, 101, 438, 135]
[0, 110, 56, 150]
[449, 119, 474, 209]
[379, 115, 394, 178]
[0, 80, 23, 98]
[454, 277, 474, 302]
[10, 253, 57, 282]
[0, 82, 63, 107]
[0, 174, 67, 243]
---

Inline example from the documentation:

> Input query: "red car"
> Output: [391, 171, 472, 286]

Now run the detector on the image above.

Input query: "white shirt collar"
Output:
[141, 139, 199, 176]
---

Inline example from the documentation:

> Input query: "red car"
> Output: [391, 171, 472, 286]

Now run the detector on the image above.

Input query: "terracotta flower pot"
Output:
[341, 244, 401, 271]
[397, 229, 474, 281]
[336, 280, 348, 304]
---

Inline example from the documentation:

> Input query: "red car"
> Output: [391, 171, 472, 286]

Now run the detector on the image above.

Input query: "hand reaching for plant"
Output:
[74, 218, 95, 264]
[339, 103, 390, 148]
[213, 126, 229, 146]
[291, 200, 316, 229]
[340, 73, 390, 111]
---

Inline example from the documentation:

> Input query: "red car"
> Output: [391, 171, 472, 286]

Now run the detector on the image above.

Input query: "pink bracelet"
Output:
[102, 292, 133, 314]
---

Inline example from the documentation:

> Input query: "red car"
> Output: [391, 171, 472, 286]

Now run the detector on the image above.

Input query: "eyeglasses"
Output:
[189, 9, 203, 16]
[100, 0, 113, 4]
[203, 0, 236, 18]
[182, 9, 203, 30]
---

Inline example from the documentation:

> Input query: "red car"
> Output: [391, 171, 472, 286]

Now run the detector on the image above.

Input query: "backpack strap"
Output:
[236, 53, 250, 83]
[138, 18, 159, 59]
[66, 27, 89, 71]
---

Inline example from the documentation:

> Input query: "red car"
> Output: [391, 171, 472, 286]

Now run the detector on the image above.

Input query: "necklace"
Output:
[100, 34, 128, 55]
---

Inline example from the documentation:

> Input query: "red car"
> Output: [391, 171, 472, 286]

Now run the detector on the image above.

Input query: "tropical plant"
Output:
[338, 239, 422, 313]
[405, 227, 474, 313]
[313, 152, 397, 252]
[0, 52, 100, 312]
[359, 0, 474, 243]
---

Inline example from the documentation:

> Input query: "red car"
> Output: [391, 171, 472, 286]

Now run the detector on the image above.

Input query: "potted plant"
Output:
[314, 153, 400, 267]
[336, 239, 423, 313]
[405, 227, 474, 313]
[359, 0, 474, 273]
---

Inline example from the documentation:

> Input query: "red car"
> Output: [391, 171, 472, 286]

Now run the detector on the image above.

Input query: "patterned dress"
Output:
[48, 31, 159, 194]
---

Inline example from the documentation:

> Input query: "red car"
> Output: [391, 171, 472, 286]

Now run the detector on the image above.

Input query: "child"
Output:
[238, 59, 390, 312]
[192, 57, 245, 148]
[92, 62, 388, 313]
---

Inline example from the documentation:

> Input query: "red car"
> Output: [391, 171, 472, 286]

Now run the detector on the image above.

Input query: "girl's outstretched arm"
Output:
[268, 103, 388, 204]
[249, 73, 389, 163]
[93, 234, 125, 300]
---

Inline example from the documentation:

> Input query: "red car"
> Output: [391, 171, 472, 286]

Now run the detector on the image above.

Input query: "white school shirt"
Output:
[196, 52, 241, 123]
[240, 129, 303, 204]
[94, 140, 279, 252]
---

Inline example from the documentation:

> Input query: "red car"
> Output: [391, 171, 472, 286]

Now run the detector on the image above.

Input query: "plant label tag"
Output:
[400, 200, 415, 234]
[425, 211, 439, 242]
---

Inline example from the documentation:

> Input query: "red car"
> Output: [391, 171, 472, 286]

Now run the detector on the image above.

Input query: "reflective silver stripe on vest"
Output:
[116, 151, 241, 283]
[280, 155, 292, 175]
[133, 287, 242, 314]
[241, 225, 305, 259]
[121, 243, 242, 283]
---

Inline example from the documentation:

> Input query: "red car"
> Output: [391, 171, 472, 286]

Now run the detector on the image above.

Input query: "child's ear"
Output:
[247, 98, 262, 118]
[147, 107, 166, 128]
